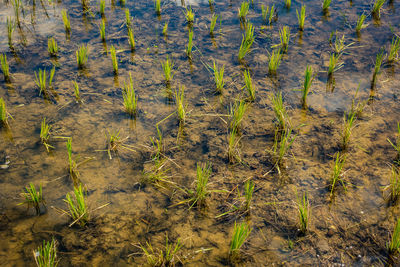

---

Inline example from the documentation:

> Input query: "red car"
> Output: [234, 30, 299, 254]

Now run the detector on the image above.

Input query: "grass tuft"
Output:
[0, 98, 11, 126]
[61, 9, 71, 33]
[185, 6, 195, 25]
[270, 91, 289, 130]
[161, 56, 174, 85]
[271, 126, 297, 174]
[238, 1, 249, 20]
[19, 183, 44, 215]
[128, 27, 135, 51]
[322, 0, 331, 13]
[330, 152, 346, 198]
[243, 69, 255, 101]
[47, 38, 58, 57]
[210, 13, 218, 35]
[238, 22, 254, 61]
[229, 99, 248, 132]
[40, 118, 53, 152]
[229, 221, 251, 261]
[33, 238, 58, 267]
[175, 85, 187, 124]
[296, 5, 306, 31]
[76, 44, 89, 69]
[140, 235, 182, 266]
[34, 67, 56, 96]
[268, 49, 282, 74]
[213, 60, 225, 94]
[122, 72, 137, 116]
[372, 49, 385, 87]
[155, 0, 161, 15]
[7, 17, 14, 48]
[387, 218, 400, 255]
[186, 29, 193, 59]
[99, 0, 105, 16]
[0, 54, 11, 82]
[355, 13, 367, 33]
[99, 19, 106, 42]
[72, 81, 81, 103]
[301, 65, 314, 108]
[388, 36, 400, 63]
[228, 128, 241, 163]
[64, 184, 89, 227]
[372, 0, 385, 19]
[296, 191, 310, 234]
[110, 45, 118, 75]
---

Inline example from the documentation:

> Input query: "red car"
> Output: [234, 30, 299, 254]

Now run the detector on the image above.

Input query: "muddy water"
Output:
[0, 0, 400, 265]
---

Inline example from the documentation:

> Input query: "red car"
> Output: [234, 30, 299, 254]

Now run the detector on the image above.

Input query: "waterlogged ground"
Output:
[1, 0, 400, 265]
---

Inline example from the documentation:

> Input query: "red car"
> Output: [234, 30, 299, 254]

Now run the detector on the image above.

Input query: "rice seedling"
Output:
[64, 184, 89, 227]
[238, 1, 249, 21]
[296, 191, 310, 234]
[371, 49, 385, 87]
[269, 91, 289, 130]
[243, 179, 254, 212]
[329, 152, 346, 198]
[296, 5, 306, 31]
[150, 126, 163, 160]
[387, 123, 400, 162]
[372, 0, 385, 19]
[125, 8, 131, 27]
[110, 45, 118, 75]
[355, 13, 367, 33]
[162, 22, 168, 36]
[155, 0, 161, 15]
[210, 13, 218, 35]
[332, 34, 354, 56]
[140, 235, 182, 266]
[229, 221, 251, 261]
[0, 98, 12, 127]
[161, 56, 174, 87]
[384, 166, 400, 204]
[175, 85, 187, 124]
[285, 0, 291, 9]
[279, 26, 290, 52]
[104, 129, 136, 159]
[99, 0, 105, 16]
[7, 17, 14, 48]
[127, 27, 135, 51]
[40, 118, 53, 152]
[188, 162, 212, 208]
[327, 53, 344, 78]
[122, 72, 137, 116]
[341, 109, 357, 150]
[19, 183, 44, 215]
[47, 38, 58, 57]
[72, 81, 81, 103]
[261, 5, 269, 23]
[34, 67, 56, 96]
[99, 19, 106, 42]
[76, 44, 89, 69]
[387, 218, 400, 255]
[33, 239, 58, 267]
[322, 0, 331, 13]
[229, 99, 247, 132]
[271, 126, 297, 174]
[238, 23, 254, 61]
[61, 9, 71, 33]
[268, 4, 276, 24]
[301, 65, 314, 108]
[12, 0, 21, 27]
[185, 6, 195, 25]
[143, 157, 173, 188]
[243, 69, 255, 101]
[0, 54, 11, 82]
[228, 129, 241, 163]
[388, 36, 400, 63]
[268, 49, 282, 75]
[66, 138, 79, 180]
[186, 29, 193, 59]
[213, 60, 225, 94]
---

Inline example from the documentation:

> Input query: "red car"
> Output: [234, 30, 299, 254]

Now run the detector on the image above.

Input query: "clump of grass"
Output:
[296, 5, 306, 31]
[155, 0, 161, 15]
[355, 13, 367, 33]
[213, 60, 225, 94]
[388, 123, 400, 160]
[150, 126, 163, 160]
[61, 9, 71, 33]
[210, 13, 218, 35]
[271, 126, 297, 174]
[229, 221, 251, 261]
[33, 239, 58, 267]
[104, 129, 136, 159]
[125, 8, 131, 27]
[110, 45, 118, 75]
[99, 19, 106, 42]
[330, 152, 346, 198]
[72, 81, 81, 103]
[279, 26, 290, 52]
[175, 85, 187, 124]
[342, 109, 357, 150]
[186, 29, 193, 59]
[185, 6, 195, 25]
[161, 56, 174, 85]
[47, 38, 58, 57]
[261, 5, 269, 23]
[238, 1, 249, 21]
[332, 34, 354, 56]
[243, 179, 254, 212]
[270, 91, 289, 130]
[143, 157, 173, 188]
[76, 44, 89, 69]
[285, 0, 291, 9]
[140, 235, 182, 266]
[7, 17, 14, 48]
[228, 129, 241, 163]
[127, 27, 135, 51]
[327, 53, 344, 78]
[371, 49, 385, 87]
[162, 22, 168, 36]
[0, 98, 11, 127]
[296, 191, 310, 234]
[66, 138, 79, 180]
[322, 0, 331, 13]
[122, 72, 137, 117]
[372, 0, 385, 19]
[388, 36, 400, 63]
[229, 99, 247, 132]
[40, 118, 53, 152]
[99, 0, 105, 16]
[268, 49, 282, 74]
[189, 162, 212, 208]
[19, 183, 44, 215]
[301, 65, 314, 108]
[384, 166, 400, 204]
[34, 67, 56, 96]
[268, 4, 276, 24]
[238, 22, 254, 61]
[64, 184, 89, 227]
[387, 218, 400, 255]
[0, 54, 11, 82]
[243, 69, 255, 101]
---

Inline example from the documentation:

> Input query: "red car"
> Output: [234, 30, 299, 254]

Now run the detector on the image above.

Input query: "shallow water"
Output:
[1, 0, 400, 266]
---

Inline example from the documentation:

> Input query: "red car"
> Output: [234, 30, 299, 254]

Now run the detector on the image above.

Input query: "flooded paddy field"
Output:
[0, 0, 400, 265]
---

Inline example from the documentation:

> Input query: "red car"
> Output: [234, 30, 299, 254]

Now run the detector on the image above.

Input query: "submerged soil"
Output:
[1, 0, 400, 266]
